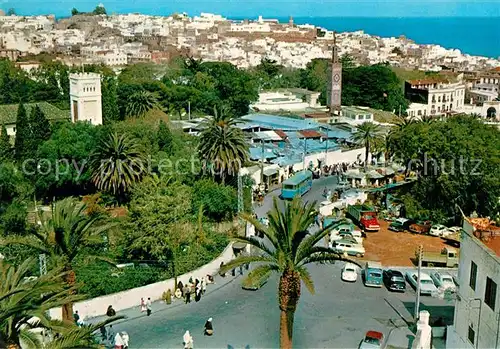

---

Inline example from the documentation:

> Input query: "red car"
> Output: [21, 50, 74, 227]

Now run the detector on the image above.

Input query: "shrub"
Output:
[192, 179, 237, 222]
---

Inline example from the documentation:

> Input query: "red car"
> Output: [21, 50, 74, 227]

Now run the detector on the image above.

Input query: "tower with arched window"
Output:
[69, 72, 103, 125]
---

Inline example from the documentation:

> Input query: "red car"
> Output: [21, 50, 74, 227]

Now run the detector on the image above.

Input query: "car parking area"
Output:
[361, 220, 460, 266]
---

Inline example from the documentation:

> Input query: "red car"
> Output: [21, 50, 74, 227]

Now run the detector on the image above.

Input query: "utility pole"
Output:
[188, 101, 191, 120]
[302, 138, 307, 171]
[39, 253, 47, 276]
[237, 173, 243, 213]
[415, 244, 423, 321]
[324, 133, 329, 167]
[260, 141, 265, 184]
[399, 105, 402, 118]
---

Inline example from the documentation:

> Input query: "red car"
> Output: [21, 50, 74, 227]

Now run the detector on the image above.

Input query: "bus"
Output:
[281, 170, 313, 199]
[364, 261, 383, 287]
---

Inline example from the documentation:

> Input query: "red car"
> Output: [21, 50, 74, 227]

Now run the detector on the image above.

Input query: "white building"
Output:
[405, 78, 466, 119]
[447, 217, 500, 349]
[251, 89, 321, 112]
[69, 73, 103, 125]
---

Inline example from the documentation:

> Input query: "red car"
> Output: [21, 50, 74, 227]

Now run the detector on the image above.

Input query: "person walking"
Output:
[100, 325, 107, 341]
[140, 297, 146, 313]
[114, 332, 124, 349]
[204, 318, 214, 336]
[146, 297, 152, 316]
[106, 305, 116, 317]
[121, 332, 129, 349]
[184, 284, 191, 303]
[108, 325, 116, 347]
[201, 277, 207, 295]
[73, 310, 80, 326]
[183, 330, 193, 349]
[219, 261, 226, 277]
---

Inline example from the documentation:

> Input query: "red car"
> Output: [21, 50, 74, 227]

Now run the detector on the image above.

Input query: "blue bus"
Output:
[281, 170, 313, 199]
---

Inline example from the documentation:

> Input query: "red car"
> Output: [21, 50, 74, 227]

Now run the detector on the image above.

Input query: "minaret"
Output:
[289, 16, 294, 27]
[327, 32, 342, 116]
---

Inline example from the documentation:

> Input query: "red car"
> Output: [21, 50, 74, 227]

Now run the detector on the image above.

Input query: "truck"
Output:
[347, 205, 380, 232]
[420, 247, 459, 268]
[409, 220, 432, 234]
[441, 233, 461, 248]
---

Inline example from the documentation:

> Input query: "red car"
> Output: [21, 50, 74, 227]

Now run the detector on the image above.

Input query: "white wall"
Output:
[449, 220, 500, 349]
[292, 147, 364, 171]
[49, 243, 236, 321]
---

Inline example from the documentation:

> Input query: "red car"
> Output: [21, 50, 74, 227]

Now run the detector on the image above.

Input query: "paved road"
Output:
[94, 176, 454, 348]
[101, 263, 453, 349]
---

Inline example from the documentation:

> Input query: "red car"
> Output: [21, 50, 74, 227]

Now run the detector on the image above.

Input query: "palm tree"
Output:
[197, 108, 249, 183]
[44, 316, 125, 349]
[90, 132, 147, 197]
[125, 91, 159, 118]
[351, 122, 383, 168]
[0, 258, 83, 349]
[221, 197, 353, 349]
[1, 198, 116, 322]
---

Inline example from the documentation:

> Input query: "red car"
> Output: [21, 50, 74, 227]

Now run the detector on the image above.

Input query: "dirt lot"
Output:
[362, 220, 457, 266]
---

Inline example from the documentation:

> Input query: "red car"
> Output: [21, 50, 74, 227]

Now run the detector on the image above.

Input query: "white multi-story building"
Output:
[69, 73, 103, 125]
[447, 217, 500, 349]
[405, 78, 466, 119]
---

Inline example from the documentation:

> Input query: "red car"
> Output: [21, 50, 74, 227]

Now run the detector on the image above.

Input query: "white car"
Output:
[405, 271, 438, 296]
[443, 226, 461, 237]
[430, 272, 456, 293]
[331, 240, 365, 257]
[429, 224, 448, 237]
[341, 263, 358, 282]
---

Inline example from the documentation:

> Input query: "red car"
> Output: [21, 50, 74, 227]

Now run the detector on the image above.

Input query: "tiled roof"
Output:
[0, 102, 69, 125]
[298, 130, 323, 138]
[407, 78, 448, 85]
[274, 129, 288, 139]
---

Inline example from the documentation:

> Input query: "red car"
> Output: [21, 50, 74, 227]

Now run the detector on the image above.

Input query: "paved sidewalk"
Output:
[85, 271, 243, 326]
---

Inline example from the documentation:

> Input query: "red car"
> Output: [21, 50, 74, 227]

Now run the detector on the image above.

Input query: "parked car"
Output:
[409, 221, 432, 234]
[406, 271, 438, 296]
[429, 224, 448, 237]
[444, 226, 461, 237]
[430, 272, 456, 292]
[388, 218, 412, 232]
[383, 269, 406, 292]
[331, 239, 365, 257]
[341, 263, 358, 282]
[359, 331, 384, 349]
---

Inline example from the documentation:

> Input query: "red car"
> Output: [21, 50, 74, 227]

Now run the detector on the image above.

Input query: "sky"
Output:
[2, 0, 500, 18]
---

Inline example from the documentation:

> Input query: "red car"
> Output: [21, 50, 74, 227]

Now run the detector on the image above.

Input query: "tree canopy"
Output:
[388, 115, 500, 222]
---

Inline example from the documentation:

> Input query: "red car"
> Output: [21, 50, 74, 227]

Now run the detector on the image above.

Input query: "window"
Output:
[485, 277, 497, 311]
[469, 261, 477, 290]
[468, 324, 475, 345]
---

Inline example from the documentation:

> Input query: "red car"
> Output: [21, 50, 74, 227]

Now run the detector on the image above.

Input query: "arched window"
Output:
[486, 107, 497, 119]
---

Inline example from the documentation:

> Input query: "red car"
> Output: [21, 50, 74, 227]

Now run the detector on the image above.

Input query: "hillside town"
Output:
[1, 10, 500, 72]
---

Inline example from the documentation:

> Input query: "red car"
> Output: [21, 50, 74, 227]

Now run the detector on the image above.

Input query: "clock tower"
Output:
[327, 32, 342, 115]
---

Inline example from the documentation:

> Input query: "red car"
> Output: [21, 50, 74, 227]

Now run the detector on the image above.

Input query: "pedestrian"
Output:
[204, 318, 214, 336]
[184, 284, 191, 303]
[146, 297, 152, 316]
[73, 310, 80, 325]
[231, 268, 235, 276]
[121, 332, 129, 349]
[194, 282, 202, 302]
[100, 325, 107, 341]
[140, 297, 146, 313]
[114, 332, 124, 349]
[108, 325, 116, 346]
[219, 261, 226, 277]
[177, 281, 184, 297]
[201, 277, 207, 294]
[106, 305, 116, 317]
[239, 264, 243, 275]
[183, 330, 193, 349]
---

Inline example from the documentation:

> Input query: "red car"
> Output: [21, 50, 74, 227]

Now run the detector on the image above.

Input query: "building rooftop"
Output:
[0, 102, 69, 125]
[407, 77, 449, 86]
[467, 217, 500, 257]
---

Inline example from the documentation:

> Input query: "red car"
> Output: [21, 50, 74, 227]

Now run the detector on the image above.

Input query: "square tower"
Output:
[69, 72, 103, 125]
[326, 32, 342, 116]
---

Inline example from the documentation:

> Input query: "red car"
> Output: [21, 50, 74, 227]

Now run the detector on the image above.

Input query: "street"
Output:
[99, 176, 454, 348]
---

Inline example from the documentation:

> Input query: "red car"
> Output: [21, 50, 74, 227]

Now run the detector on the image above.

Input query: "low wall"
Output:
[49, 243, 235, 320]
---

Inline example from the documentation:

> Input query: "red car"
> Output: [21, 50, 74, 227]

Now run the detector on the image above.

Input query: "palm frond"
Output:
[296, 266, 315, 295]
[220, 255, 276, 274]
[241, 264, 277, 287]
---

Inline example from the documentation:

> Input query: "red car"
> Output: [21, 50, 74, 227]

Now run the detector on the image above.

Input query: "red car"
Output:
[359, 331, 384, 349]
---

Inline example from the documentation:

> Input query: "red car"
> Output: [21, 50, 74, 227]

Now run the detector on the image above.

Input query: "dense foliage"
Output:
[388, 115, 500, 223]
